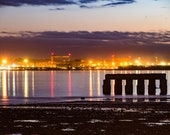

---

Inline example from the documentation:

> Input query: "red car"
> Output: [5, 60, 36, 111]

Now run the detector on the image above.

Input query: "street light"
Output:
[23, 59, 29, 67]
[2, 59, 7, 64]
[24, 59, 28, 63]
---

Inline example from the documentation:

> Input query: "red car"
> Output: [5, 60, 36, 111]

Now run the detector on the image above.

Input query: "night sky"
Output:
[0, 0, 170, 59]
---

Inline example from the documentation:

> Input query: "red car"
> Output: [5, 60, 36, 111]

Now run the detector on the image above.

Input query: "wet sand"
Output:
[1, 100, 170, 135]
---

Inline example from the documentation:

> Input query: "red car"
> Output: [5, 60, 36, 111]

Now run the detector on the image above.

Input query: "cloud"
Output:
[0, 31, 170, 59]
[80, 0, 98, 4]
[0, 0, 75, 7]
[80, 5, 94, 9]
[102, 0, 136, 7]
[49, 8, 65, 11]
[0, 0, 136, 8]
[79, 0, 136, 9]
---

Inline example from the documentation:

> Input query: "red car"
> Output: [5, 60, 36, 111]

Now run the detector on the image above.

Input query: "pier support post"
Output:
[137, 79, 144, 95]
[160, 79, 167, 95]
[148, 79, 156, 95]
[103, 80, 111, 95]
[115, 79, 122, 95]
[125, 79, 133, 95]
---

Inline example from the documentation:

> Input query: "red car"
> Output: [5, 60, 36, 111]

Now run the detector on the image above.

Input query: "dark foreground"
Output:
[1, 100, 170, 135]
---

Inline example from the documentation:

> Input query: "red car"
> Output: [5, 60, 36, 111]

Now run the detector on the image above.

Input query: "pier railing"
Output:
[103, 74, 167, 96]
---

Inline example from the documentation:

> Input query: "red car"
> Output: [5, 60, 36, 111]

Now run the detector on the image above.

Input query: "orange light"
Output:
[160, 62, 166, 66]
[2, 59, 7, 64]
[24, 59, 28, 63]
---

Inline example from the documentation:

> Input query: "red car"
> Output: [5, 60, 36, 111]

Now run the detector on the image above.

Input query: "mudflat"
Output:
[0, 100, 170, 135]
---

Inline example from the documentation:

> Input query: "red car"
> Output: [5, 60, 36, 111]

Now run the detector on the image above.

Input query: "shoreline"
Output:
[1, 95, 170, 105]
[1, 100, 170, 134]
[2, 65, 170, 71]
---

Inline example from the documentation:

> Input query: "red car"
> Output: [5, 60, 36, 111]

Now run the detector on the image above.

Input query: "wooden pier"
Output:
[103, 74, 167, 95]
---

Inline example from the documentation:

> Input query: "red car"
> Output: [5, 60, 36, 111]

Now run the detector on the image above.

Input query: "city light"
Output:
[2, 59, 7, 64]
[0, 55, 170, 70]
[159, 62, 166, 66]
[112, 62, 115, 66]
[135, 60, 142, 66]
[24, 59, 28, 63]
[12, 64, 17, 68]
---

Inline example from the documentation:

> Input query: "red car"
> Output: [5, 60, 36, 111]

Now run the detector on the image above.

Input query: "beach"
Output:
[1, 99, 170, 135]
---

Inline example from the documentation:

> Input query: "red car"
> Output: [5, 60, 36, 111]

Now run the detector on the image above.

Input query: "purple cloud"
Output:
[0, 31, 170, 60]
[0, 0, 136, 8]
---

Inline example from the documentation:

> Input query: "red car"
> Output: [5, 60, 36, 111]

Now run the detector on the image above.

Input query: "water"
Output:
[0, 70, 170, 104]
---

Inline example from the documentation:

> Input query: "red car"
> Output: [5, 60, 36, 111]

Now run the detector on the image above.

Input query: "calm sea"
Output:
[0, 70, 170, 104]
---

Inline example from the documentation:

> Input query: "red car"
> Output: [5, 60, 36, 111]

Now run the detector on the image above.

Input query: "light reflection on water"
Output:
[24, 71, 28, 98]
[68, 71, 72, 96]
[97, 70, 101, 96]
[89, 70, 93, 97]
[13, 71, 16, 97]
[2, 70, 7, 98]
[51, 71, 54, 97]
[0, 70, 170, 99]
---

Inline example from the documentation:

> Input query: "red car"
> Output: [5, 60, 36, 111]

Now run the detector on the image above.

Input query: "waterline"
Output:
[1, 95, 170, 105]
